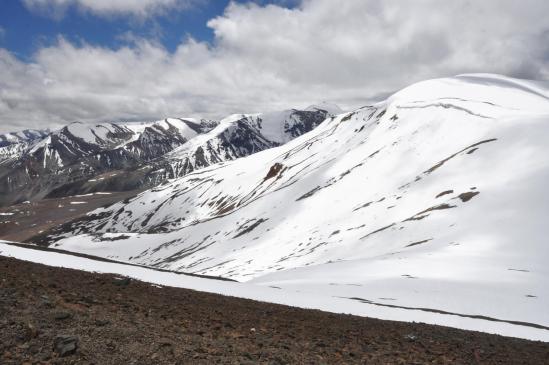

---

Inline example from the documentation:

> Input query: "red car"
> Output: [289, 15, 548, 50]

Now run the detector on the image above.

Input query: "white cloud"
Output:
[22, 0, 198, 18]
[2, 0, 549, 133]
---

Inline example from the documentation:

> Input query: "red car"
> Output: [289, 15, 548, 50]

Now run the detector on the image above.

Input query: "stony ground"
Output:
[1, 256, 548, 364]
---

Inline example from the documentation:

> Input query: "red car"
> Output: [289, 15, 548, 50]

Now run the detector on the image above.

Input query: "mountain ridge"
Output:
[0, 106, 336, 206]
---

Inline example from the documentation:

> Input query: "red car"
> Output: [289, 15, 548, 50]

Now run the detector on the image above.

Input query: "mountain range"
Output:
[0, 105, 338, 206]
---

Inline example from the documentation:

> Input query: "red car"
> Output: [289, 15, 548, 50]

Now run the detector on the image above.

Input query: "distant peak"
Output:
[305, 102, 343, 115]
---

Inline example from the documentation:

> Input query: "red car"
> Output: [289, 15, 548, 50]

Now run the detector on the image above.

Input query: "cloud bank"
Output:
[22, 0, 198, 18]
[1, 0, 549, 133]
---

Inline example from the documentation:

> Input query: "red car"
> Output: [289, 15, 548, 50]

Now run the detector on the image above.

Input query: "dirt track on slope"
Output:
[1, 256, 548, 364]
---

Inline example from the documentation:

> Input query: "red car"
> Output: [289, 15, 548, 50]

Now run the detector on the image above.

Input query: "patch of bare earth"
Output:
[0, 191, 140, 242]
[1, 256, 548, 364]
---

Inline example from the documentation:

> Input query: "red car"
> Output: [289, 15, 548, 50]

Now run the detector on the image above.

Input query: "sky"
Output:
[0, 0, 548, 133]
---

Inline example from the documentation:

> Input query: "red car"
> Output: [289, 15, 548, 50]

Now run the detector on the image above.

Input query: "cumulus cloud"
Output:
[2, 0, 549, 133]
[22, 0, 198, 18]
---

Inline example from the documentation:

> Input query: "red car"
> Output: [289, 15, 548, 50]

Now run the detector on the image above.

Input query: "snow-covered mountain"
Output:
[0, 107, 335, 206]
[144, 106, 341, 183]
[0, 129, 49, 148]
[0, 119, 217, 206]
[0, 129, 50, 164]
[40, 74, 549, 339]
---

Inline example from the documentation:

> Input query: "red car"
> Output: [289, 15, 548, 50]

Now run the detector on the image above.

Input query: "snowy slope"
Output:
[146, 107, 338, 181]
[0, 129, 49, 164]
[0, 129, 49, 148]
[41, 74, 549, 339]
[2, 241, 547, 341]
[0, 142, 33, 165]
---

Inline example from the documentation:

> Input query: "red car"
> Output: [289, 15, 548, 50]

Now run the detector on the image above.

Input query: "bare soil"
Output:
[0, 191, 140, 242]
[1, 256, 548, 364]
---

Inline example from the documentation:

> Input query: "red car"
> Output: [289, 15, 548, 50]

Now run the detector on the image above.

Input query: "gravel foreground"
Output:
[0, 256, 548, 364]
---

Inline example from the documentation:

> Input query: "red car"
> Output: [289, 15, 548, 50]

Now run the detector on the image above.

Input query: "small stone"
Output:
[53, 335, 78, 357]
[404, 334, 417, 341]
[54, 312, 71, 321]
[94, 319, 110, 326]
[40, 295, 53, 307]
[159, 339, 173, 347]
[81, 295, 98, 305]
[112, 277, 131, 287]
[39, 352, 51, 362]
[29, 344, 41, 354]
[106, 341, 116, 350]
[26, 322, 38, 339]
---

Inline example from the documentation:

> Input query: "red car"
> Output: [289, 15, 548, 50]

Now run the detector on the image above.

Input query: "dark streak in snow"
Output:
[360, 223, 395, 240]
[436, 190, 454, 198]
[424, 139, 497, 175]
[233, 219, 268, 239]
[405, 239, 433, 248]
[457, 191, 480, 202]
[344, 296, 549, 331]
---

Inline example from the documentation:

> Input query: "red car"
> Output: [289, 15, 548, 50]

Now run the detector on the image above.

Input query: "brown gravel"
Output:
[1, 256, 548, 364]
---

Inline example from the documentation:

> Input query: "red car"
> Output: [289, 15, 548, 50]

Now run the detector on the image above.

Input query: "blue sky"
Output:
[0, 0, 547, 133]
[0, 1, 297, 61]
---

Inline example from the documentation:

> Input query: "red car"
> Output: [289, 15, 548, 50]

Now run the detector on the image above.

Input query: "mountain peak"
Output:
[305, 102, 343, 115]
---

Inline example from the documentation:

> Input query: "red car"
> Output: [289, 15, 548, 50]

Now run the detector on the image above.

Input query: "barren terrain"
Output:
[1, 256, 548, 364]
[0, 191, 140, 242]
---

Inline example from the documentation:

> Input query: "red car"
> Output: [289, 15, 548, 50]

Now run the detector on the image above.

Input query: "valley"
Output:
[0, 190, 142, 242]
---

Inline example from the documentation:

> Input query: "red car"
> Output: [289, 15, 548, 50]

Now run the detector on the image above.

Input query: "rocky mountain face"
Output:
[0, 106, 336, 206]
[0, 119, 216, 206]
[37, 75, 549, 340]
[144, 106, 340, 184]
